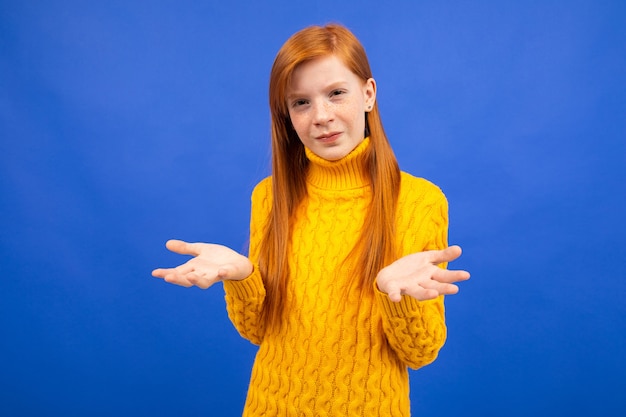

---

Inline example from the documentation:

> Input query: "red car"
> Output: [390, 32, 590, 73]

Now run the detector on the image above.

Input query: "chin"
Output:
[320, 150, 348, 161]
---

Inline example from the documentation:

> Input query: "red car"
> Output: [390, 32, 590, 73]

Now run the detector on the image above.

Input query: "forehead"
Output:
[288, 55, 360, 92]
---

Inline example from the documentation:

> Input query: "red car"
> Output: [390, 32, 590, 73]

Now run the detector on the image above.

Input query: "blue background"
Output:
[2, 1, 625, 415]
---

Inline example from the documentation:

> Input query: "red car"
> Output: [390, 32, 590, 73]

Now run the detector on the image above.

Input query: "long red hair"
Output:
[260, 23, 401, 327]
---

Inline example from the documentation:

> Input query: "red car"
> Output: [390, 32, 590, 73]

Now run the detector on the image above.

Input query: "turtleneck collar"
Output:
[304, 137, 371, 190]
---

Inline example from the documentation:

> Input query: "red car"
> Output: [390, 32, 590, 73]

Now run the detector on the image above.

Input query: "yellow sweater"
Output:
[224, 138, 449, 416]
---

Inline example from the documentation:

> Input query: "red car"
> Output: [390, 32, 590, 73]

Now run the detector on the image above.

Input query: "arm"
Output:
[375, 181, 469, 369]
[152, 239, 266, 345]
[151, 179, 272, 345]
[223, 267, 267, 345]
[222, 178, 273, 345]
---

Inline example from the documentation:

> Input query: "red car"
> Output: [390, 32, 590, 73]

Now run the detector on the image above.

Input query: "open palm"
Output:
[152, 239, 253, 289]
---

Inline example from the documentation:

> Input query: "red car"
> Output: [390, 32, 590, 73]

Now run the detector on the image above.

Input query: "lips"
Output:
[316, 132, 341, 143]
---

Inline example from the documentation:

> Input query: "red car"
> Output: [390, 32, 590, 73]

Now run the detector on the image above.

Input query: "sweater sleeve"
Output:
[376, 178, 449, 369]
[223, 178, 272, 345]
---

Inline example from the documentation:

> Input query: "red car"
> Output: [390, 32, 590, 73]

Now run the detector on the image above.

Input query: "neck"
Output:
[304, 138, 371, 190]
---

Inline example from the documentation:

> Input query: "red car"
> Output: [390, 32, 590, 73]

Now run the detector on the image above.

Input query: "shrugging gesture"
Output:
[152, 23, 471, 416]
[376, 245, 470, 302]
[152, 239, 253, 289]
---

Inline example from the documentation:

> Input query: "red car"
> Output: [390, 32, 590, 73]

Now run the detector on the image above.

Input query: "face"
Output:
[286, 55, 376, 161]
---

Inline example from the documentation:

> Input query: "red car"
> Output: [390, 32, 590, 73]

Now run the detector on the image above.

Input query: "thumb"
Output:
[166, 239, 201, 256]
[430, 245, 462, 265]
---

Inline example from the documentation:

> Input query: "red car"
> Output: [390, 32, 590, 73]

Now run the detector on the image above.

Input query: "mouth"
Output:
[315, 132, 342, 143]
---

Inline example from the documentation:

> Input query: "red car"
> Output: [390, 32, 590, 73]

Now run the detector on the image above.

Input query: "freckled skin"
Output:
[286, 55, 376, 161]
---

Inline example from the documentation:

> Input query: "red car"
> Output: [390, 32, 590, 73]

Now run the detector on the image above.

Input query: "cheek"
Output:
[340, 102, 365, 129]
[338, 99, 362, 119]
[288, 113, 308, 139]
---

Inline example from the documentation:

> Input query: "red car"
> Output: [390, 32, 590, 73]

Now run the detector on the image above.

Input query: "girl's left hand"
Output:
[376, 245, 470, 302]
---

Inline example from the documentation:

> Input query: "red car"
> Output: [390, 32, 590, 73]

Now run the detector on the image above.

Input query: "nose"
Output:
[312, 100, 333, 125]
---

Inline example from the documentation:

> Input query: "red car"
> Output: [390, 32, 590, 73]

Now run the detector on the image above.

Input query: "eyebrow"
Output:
[286, 81, 349, 100]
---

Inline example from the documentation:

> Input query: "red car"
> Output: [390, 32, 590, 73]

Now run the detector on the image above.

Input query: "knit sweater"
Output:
[223, 138, 449, 416]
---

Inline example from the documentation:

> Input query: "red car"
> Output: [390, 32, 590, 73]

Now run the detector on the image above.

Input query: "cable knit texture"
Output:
[223, 138, 449, 416]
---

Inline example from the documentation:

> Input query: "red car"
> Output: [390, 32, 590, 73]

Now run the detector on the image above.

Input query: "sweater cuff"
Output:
[374, 283, 433, 318]
[223, 266, 265, 299]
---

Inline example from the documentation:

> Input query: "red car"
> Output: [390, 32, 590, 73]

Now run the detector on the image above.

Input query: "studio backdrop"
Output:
[1, 1, 625, 416]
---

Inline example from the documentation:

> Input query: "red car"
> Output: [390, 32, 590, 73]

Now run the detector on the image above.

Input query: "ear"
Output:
[363, 78, 377, 112]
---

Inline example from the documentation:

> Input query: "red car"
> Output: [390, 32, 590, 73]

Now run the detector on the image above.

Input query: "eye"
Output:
[331, 89, 345, 97]
[291, 99, 309, 108]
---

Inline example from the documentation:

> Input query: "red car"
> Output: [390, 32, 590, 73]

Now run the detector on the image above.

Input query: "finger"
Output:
[152, 267, 185, 279]
[174, 263, 195, 276]
[431, 268, 471, 284]
[380, 280, 403, 302]
[216, 267, 230, 280]
[428, 245, 463, 265]
[185, 272, 204, 287]
[165, 239, 201, 256]
[418, 279, 460, 295]
[216, 264, 240, 280]
[163, 273, 193, 287]
[388, 291, 402, 303]
[402, 286, 439, 301]
[187, 272, 220, 290]
[152, 268, 167, 279]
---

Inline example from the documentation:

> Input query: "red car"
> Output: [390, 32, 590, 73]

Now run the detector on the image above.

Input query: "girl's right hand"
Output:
[152, 239, 253, 289]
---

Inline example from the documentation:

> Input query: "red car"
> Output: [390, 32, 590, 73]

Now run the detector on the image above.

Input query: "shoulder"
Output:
[250, 176, 272, 207]
[251, 176, 272, 202]
[395, 172, 449, 253]
[399, 171, 447, 208]
[249, 177, 273, 224]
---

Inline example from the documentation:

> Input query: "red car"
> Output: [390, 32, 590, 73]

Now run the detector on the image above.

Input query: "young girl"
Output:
[153, 23, 470, 416]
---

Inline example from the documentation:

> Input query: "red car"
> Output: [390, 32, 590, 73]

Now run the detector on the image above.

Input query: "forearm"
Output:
[223, 266, 267, 345]
[375, 286, 447, 369]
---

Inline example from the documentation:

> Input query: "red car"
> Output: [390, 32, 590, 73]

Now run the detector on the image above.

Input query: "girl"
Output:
[153, 23, 470, 416]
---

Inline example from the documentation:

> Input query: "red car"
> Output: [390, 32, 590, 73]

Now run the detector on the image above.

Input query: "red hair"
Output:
[260, 24, 401, 327]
